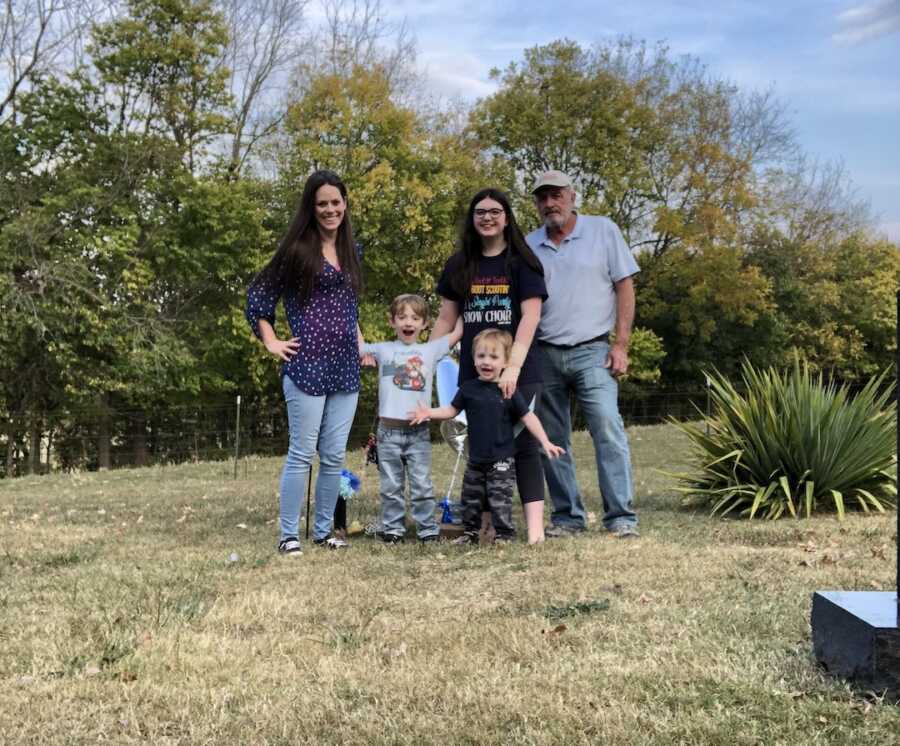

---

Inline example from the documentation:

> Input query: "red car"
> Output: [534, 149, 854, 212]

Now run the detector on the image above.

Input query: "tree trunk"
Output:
[132, 411, 148, 467]
[28, 416, 40, 475]
[45, 427, 54, 473]
[97, 398, 111, 471]
[5, 422, 16, 477]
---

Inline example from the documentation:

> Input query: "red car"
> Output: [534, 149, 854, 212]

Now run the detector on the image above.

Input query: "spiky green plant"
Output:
[673, 356, 897, 519]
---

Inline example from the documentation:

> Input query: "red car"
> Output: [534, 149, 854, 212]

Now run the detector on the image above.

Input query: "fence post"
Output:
[233, 395, 242, 480]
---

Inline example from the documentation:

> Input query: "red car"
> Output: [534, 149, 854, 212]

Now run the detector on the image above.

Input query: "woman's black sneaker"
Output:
[313, 536, 349, 549]
[278, 537, 302, 555]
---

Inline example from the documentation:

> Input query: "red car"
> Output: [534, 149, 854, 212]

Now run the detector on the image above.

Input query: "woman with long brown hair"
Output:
[246, 170, 364, 553]
[431, 188, 548, 543]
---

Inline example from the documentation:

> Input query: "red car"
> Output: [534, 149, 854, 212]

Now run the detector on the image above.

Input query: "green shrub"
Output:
[673, 356, 897, 519]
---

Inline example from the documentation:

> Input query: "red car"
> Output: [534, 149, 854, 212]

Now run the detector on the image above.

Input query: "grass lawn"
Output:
[1, 423, 898, 745]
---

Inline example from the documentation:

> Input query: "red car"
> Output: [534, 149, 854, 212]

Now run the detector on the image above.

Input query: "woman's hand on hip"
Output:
[265, 337, 300, 361]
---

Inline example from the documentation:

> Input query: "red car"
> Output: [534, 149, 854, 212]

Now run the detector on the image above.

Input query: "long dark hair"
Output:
[257, 170, 362, 302]
[450, 188, 544, 298]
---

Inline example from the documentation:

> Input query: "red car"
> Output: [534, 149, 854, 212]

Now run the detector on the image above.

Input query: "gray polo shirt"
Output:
[526, 214, 639, 346]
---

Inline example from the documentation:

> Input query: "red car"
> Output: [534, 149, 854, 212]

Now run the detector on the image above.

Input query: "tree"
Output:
[636, 243, 775, 380]
[470, 38, 795, 254]
[0, 0, 104, 121]
[754, 155, 871, 246]
[89, 0, 232, 172]
[0, 0, 273, 471]
[745, 227, 899, 380]
[302, 0, 418, 97]
[214, 0, 310, 174]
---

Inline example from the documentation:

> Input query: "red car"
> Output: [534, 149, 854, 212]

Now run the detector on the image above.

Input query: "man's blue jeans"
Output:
[537, 340, 637, 531]
[280, 376, 359, 542]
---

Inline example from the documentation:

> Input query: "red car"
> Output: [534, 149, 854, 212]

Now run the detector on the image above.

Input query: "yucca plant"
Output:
[673, 355, 897, 519]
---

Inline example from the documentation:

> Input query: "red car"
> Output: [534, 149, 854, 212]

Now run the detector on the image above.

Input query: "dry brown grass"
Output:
[1, 423, 898, 745]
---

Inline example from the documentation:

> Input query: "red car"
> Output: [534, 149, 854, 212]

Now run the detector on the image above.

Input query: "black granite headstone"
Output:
[811, 591, 899, 695]
[810, 291, 899, 698]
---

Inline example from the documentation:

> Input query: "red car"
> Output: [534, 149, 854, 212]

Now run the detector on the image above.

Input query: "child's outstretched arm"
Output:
[409, 402, 459, 425]
[520, 412, 565, 458]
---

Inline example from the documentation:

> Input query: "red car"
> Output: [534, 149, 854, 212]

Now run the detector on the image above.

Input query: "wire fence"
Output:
[0, 379, 892, 479]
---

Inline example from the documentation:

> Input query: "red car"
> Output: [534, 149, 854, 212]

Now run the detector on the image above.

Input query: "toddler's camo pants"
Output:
[460, 457, 516, 539]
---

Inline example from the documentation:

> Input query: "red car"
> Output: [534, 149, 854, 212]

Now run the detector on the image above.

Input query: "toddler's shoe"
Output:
[452, 533, 478, 546]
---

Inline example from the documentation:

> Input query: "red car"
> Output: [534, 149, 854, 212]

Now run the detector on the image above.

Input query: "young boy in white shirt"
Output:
[361, 294, 462, 543]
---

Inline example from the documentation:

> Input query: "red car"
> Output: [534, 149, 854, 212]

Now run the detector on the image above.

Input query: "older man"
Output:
[525, 170, 639, 538]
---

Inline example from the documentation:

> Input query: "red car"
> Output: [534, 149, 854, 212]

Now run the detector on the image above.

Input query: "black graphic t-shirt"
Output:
[437, 250, 547, 385]
[451, 379, 531, 463]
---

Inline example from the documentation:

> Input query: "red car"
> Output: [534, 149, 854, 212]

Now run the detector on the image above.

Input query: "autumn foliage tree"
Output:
[0, 14, 895, 474]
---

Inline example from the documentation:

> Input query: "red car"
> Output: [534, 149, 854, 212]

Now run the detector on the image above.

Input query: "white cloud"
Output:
[419, 53, 498, 100]
[833, 0, 900, 44]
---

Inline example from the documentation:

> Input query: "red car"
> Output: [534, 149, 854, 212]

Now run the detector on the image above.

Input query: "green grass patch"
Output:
[542, 599, 612, 621]
[0, 423, 897, 744]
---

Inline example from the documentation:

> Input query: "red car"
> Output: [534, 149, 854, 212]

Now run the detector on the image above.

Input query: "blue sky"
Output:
[358, 0, 900, 241]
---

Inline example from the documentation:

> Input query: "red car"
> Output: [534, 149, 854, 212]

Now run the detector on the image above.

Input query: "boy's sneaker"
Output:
[419, 534, 440, 544]
[493, 534, 515, 544]
[382, 534, 404, 545]
[278, 537, 302, 555]
[452, 533, 478, 546]
[313, 536, 349, 549]
[611, 524, 640, 539]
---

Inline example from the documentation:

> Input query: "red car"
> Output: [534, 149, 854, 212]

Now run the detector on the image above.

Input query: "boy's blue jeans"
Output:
[377, 422, 439, 539]
[280, 376, 358, 542]
[537, 340, 637, 532]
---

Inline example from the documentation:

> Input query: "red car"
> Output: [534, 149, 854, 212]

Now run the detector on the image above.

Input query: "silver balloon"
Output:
[439, 417, 467, 454]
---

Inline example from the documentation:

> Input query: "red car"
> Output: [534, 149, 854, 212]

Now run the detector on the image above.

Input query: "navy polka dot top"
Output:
[246, 258, 361, 396]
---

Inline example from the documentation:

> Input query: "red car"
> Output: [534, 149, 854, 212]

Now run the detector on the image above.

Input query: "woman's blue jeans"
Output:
[279, 376, 359, 542]
[537, 340, 637, 531]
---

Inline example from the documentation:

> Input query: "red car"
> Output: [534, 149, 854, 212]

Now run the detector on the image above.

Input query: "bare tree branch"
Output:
[300, 0, 418, 95]
[0, 0, 104, 120]
[215, 0, 308, 174]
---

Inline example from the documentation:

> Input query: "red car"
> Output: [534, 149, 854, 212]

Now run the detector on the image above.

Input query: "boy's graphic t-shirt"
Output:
[436, 250, 547, 385]
[450, 379, 530, 463]
[361, 337, 451, 419]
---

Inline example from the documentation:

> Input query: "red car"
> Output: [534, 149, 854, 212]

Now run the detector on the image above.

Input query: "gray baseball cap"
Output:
[531, 169, 573, 193]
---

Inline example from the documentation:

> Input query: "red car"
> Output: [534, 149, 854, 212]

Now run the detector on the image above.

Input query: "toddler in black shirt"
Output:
[410, 329, 564, 543]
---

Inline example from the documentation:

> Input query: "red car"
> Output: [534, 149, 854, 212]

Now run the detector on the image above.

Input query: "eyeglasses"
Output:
[473, 208, 504, 219]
